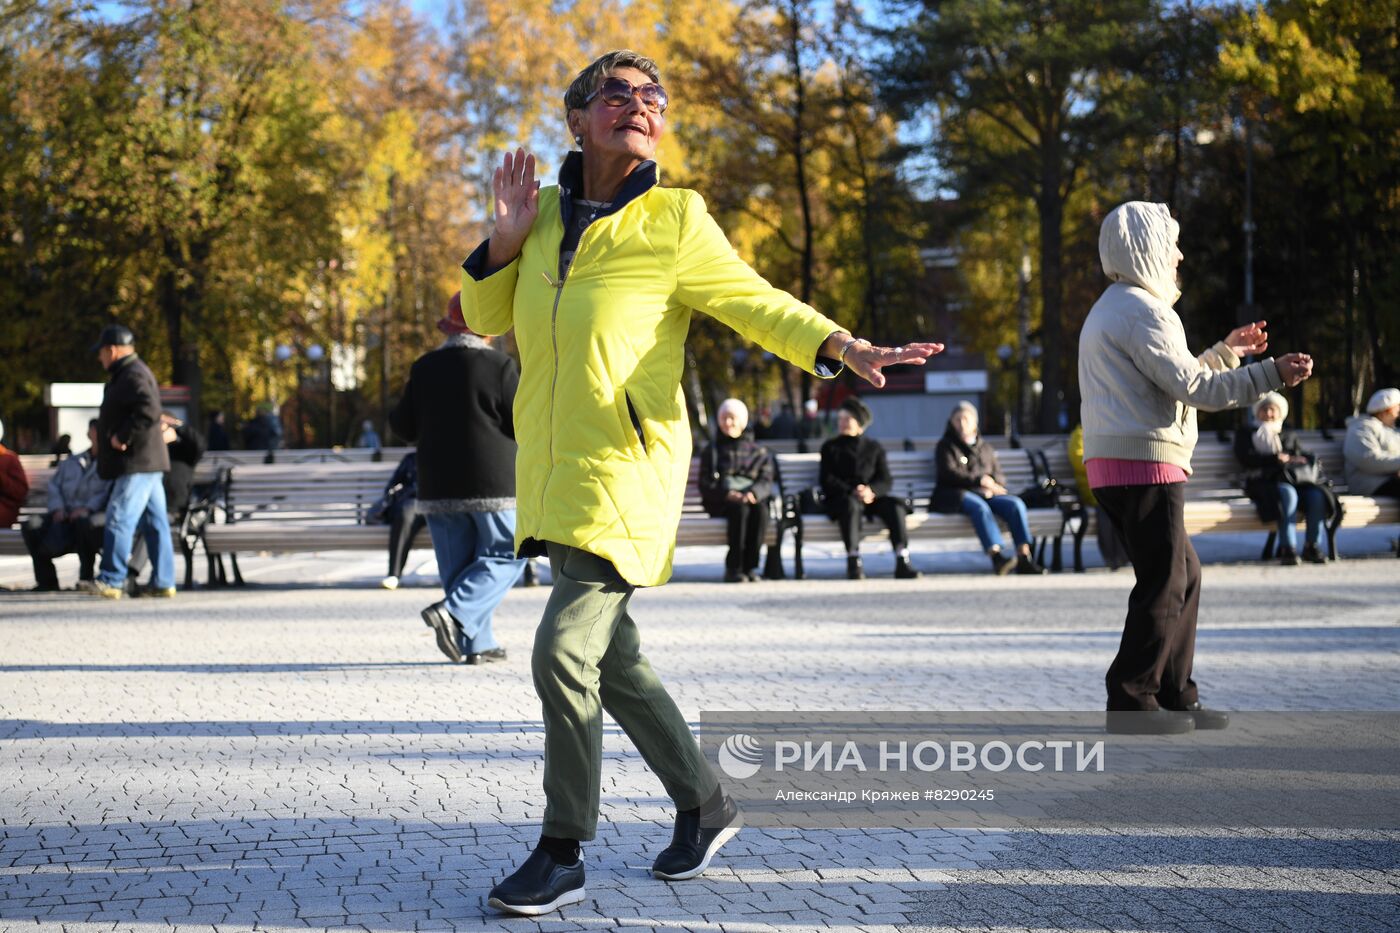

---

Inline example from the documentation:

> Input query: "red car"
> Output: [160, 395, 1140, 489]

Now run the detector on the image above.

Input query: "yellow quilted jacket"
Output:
[460, 160, 845, 586]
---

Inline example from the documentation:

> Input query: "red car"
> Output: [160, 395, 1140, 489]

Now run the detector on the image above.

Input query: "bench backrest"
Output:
[222, 461, 396, 523]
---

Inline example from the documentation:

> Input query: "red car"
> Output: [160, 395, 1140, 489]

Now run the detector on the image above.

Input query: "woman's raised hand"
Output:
[488, 149, 540, 267]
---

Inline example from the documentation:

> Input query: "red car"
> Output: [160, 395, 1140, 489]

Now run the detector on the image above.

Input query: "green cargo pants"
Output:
[534, 542, 718, 840]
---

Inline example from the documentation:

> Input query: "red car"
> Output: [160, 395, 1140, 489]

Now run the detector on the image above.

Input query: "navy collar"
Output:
[557, 151, 658, 232]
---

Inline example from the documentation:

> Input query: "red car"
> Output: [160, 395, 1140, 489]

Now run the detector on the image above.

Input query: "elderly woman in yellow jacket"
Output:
[462, 50, 942, 916]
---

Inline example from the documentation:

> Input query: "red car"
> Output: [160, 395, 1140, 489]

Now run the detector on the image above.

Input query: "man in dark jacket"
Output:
[90, 324, 175, 599]
[819, 397, 920, 580]
[390, 292, 525, 664]
[698, 398, 774, 582]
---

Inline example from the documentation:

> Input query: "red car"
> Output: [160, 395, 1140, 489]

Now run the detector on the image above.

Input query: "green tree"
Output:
[882, 0, 1160, 431]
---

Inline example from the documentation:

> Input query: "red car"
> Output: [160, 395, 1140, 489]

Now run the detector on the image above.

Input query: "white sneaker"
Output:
[381, 575, 399, 590]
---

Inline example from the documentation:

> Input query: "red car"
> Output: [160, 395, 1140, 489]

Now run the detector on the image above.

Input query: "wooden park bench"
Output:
[1045, 432, 1399, 570]
[0, 457, 216, 587]
[766, 447, 1073, 578]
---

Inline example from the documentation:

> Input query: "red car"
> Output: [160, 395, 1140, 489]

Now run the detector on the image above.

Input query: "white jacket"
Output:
[1343, 415, 1400, 495]
[1079, 202, 1283, 472]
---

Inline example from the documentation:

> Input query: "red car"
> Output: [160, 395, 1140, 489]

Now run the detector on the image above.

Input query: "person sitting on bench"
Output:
[931, 402, 1046, 576]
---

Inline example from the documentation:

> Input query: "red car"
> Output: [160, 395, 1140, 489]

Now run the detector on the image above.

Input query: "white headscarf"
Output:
[1251, 391, 1287, 455]
[1099, 201, 1182, 305]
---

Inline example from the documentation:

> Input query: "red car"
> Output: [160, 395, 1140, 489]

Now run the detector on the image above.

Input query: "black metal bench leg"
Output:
[792, 521, 805, 580]
[1261, 532, 1276, 561]
[1326, 502, 1344, 561]
[230, 553, 245, 586]
[763, 539, 786, 580]
[1051, 534, 1063, 573]
[182, 543, 195, 589]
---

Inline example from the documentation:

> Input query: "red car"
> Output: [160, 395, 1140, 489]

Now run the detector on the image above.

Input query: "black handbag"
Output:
[1282, 455, 1323, 487]
[1018, 449, 1062, 509]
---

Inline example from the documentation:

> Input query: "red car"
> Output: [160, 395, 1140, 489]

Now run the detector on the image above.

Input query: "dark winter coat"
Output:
[698, 434, 774, 516]
[164, 420, 206, 516]
[389, 338, 518, 504]
[930, 427, 1005, 513]
[96, 354, 170, 480]
[819, 434, 892, 516]
[1233, 426, 1337, 523]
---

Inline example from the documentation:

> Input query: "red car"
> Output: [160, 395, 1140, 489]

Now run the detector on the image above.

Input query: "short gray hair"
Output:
[718, 398, 749, 423]
[564, 50, 662, 115]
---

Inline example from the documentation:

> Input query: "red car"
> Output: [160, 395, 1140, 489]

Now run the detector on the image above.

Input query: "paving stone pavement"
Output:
[1, 535, 1398, 933]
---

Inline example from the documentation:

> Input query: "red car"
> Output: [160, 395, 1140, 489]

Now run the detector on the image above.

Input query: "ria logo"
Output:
[718, 734, 764, 779]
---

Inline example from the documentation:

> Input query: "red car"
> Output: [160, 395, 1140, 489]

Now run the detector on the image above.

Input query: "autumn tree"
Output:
[882, 0, 1160, 431]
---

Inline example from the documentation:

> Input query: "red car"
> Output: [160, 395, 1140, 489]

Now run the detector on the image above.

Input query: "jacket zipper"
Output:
[538, 225, 599, 518]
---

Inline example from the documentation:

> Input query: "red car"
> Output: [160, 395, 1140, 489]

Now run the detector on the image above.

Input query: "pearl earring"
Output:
[574, 135, 583, 146]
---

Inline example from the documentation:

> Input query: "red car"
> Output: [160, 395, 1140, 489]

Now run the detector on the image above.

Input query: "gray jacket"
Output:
[1343, 415, 1400, 495]
[1079, 202, 1283, 473]
[48, 450, 112, 514]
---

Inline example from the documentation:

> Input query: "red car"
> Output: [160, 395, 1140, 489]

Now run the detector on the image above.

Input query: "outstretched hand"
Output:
[1225, 320, 1269, 358]
[488, 148, 540, 268]
[836, 339, 945, 389]
[1276, 352, 1313, 388]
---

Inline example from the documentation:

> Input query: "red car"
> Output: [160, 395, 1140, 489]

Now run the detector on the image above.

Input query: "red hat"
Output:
[437, 291, 473, 335]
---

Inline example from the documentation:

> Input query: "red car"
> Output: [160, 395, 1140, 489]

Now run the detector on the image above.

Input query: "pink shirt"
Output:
[1086, 458, 1188, 489]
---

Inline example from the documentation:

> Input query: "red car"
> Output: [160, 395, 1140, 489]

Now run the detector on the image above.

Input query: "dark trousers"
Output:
[387, 499, 427, 577]
[828, 494, 909, 553]
[1095, 483, 1201, 711]
[22, 513, 106, 589]
[721, 500, 769, 573]
[1373, 476, 1400, 499]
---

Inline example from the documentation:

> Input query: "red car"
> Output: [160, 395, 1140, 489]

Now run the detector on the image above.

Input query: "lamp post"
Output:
[275, 343, 325, 448]
[1016, 248, 1032, 433]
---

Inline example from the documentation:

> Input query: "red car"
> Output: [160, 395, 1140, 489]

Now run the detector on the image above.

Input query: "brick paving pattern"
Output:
[2, 536, 1398, 932]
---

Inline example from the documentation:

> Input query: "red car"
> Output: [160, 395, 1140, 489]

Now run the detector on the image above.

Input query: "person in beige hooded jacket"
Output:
[1079, 201, 1313, 735]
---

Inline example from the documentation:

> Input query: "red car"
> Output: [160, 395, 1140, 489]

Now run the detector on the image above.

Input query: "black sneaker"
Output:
[846, 556, 865, 580]
[743, 570, 762, 582]
[487, 846, 585, 916]
[723, 569, 746, 583]
[1279, 546, 1299, 566]
[1163, 701, 1229, 730]
[651, 794, 743, 881]
[1015, 553, 1047, 575]
[421, 602, 464, 663]
[1105, 710, 1195, 735]
[990, 551, 1015, 575]
[1300, 543, 1327, 564]
[894, 556, 921, 579]
[466, 647, 508, 666]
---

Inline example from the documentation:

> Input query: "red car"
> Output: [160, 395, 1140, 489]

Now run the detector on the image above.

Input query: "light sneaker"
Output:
[91, 582, 124, 600]
[75, 580, 100, 594]
[381, 575, 400, 590]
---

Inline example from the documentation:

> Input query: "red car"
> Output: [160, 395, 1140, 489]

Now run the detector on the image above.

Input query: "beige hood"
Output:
[1099, 201, 1182, 305]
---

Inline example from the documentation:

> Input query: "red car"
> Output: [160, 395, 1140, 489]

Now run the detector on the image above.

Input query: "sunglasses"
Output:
[584, 76, 668, 114]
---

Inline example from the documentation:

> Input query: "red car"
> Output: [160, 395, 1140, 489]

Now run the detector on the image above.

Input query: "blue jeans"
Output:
[1276, 483, 1327, 551]
[99, 472, 174, 589]
[426, 510, 525, 654]
[959, 492, 1033, 552]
